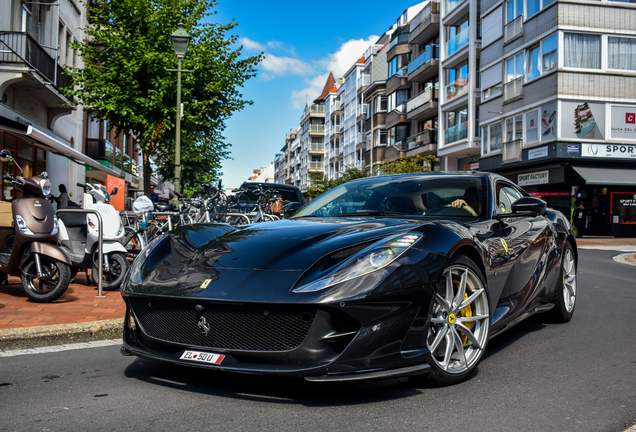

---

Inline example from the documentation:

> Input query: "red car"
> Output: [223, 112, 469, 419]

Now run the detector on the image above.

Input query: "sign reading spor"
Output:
[582, 143, 636, 159]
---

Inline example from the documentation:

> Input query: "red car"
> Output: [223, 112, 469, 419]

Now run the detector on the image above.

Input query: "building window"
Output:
[489, 122, 502, 152]
[608, 37, 636, 71]
[375, 96, 387, 113]
[483, 84, 502, 101]
[506, 0, 523, 23]
[542, 34, 558, 72]
[526, 46, 540, 81]
[525, 110, 539, 143]
[505, 115, 523, 143]
[527, 0, 540, 17]
[564, 33, 601, 69]
[506, 53, 524, 82]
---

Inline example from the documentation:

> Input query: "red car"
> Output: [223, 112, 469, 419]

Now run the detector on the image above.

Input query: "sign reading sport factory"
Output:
[582, 143, 636, 159]
[610, 105, 636, 141]
[518, 170, 549, 186]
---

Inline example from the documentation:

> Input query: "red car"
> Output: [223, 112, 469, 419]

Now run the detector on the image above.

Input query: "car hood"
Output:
[124, 218, 446, 301]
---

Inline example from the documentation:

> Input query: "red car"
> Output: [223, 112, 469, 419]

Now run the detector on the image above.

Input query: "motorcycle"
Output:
[56, 183, 129, 290]
[0, 149, 72, 302]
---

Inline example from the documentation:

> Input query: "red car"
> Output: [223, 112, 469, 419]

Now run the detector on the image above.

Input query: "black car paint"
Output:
[121, 172, 576, 379]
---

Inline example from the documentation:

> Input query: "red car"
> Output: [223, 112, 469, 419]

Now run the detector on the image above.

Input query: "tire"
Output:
[92, 252, 129, 291]
[122, 227, 145, 254]
[21, 256, 71, 303]
[424, 255, 491, 386]
[545, 242, 576, 323]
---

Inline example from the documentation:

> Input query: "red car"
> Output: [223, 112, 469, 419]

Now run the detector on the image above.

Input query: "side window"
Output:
[496, 184, 523, 213]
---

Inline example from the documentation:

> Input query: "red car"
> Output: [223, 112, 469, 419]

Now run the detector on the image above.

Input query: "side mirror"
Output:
[284, 202, 302, 217]
[111, 187, 118, 196]
[511, 196, 546, 215]
[0, 149, 13, 163]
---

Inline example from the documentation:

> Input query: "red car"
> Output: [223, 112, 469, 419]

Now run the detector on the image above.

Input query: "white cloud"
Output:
[288, 35, 379, 109]
[290, 73, 331, 110]
[319, 36, 379, 79]
[239, 37, 266, 51]
[261, 54, 315, 80]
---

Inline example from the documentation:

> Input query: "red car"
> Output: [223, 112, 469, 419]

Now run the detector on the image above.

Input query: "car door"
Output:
[496, 181, 554, 315]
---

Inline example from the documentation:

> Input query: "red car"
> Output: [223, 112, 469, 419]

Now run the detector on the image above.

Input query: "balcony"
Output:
[444, 0, 466, 17]
[0, 32, 73, 111]
[388, 33, 410, 51]
[331, 101, 341, 113]
[504, 15, 523, 43]
[356, 103, 369, 119]
[386, 68, 410, 95]
[301, 104, 326, 122]
[387, 26, 410, 60]
[407, 85, 439, 120]
[408, 128, 438, 148]
[446, 26, 469, 57]
[504, 76, 523, 101]
[357, 74, 370, 90]
[84, 138, 126, 178]
[309, 124, 325, 134]
[445, 76, 469, 101]
[444, 123, 468, 144]
[502, 139, 522, 163]
[410, 1, 441, 44]
[309, 142, 324, 153]
[408, 45, 439, 81]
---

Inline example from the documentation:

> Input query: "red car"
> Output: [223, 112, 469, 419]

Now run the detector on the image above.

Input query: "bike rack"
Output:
[56, 209, 104, 298]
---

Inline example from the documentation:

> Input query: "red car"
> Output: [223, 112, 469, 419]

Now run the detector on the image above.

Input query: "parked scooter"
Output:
[0, 149, 72, 302]
[56, 183, 129, 290]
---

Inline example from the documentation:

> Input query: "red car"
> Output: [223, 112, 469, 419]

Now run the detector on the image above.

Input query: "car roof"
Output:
[240, 182, 301, 190]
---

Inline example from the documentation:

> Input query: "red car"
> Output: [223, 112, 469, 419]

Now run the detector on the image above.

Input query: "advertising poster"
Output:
[526, 110, 539, 143]
[561, 101, 605, 140]
[540, 102, 557, 141]
[105, 175, 126, 211]
[611, 192, 636, 224]
[610, 105, 636, 141]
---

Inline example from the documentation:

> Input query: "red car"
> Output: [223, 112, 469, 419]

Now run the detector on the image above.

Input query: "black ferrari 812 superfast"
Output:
[121, 172, 577, 386]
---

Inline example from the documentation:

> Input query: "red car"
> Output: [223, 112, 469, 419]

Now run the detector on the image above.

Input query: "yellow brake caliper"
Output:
[453, 280, 473, 346]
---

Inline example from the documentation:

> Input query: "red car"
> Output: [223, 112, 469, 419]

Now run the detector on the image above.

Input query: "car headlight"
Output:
[129, 234, 171, 285]
[15, 215, 34, 236]
[39, 178, 52, 196]
[292, 232, 422, 293]
[51, 216, 58, 236]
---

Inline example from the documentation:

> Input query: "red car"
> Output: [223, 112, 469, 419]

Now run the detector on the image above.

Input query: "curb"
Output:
[0, 318, 124, 352]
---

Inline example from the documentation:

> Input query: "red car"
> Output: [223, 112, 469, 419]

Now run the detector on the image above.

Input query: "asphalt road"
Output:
[0, 249, 635, 432]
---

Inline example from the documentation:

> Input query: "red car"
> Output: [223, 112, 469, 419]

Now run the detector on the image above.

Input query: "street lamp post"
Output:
[170, 23, 191, 196]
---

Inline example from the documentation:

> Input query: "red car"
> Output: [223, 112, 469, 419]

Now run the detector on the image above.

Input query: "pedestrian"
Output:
[149, 185, 159, 208]
[572, 201, 588, 238]
[54, 184, 69, 209]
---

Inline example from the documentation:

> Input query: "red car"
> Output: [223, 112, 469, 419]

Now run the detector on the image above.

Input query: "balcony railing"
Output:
[308, 161, 324, 171]
[504, 15, 523, 42]
[389, 33, 410, 51]
[357, 103, 369, 118]
[408, 129, 438, 147]
[444, 0, 466, 16]
[445, 76, 469, 101]
[446, 26, 469, 56]
[411, 1, 440, 29]
[444, 123, 468, 144]
[309, 124, 325, 133]
[0, 32, 70, 89]
[502, 139, 522, 163]
[407, 84, 439, 112]
[392, 103, 407, 114]
[504, 76, 523, 101]
[331, 101, 341, 112]
[357, 74, 370, 88]
[309, 143, 324, 152]
[409, 45, 439, 73]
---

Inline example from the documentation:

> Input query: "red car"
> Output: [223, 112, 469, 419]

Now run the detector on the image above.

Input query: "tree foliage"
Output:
[306, 156, 437, 198]
[64, 0, 261, 194]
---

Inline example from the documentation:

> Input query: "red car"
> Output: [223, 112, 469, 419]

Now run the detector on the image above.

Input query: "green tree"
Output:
[375, 154, 436, 175]
[64, 0, 261, 195]
[306, 165, 369, 198]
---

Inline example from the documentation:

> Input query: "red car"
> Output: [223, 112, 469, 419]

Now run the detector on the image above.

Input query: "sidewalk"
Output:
[1, 237, 635, 351]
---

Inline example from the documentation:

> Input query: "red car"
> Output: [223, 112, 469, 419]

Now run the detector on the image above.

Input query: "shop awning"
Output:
[572, 166, 636, 186]
[0, 115, 120, 177]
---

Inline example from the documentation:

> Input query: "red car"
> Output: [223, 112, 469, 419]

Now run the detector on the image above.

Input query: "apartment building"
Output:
[479, 0, 636, 236]
[0, 0, 119, 204]
[322, 74, 341, 180]
[298, 102, 326, 190]
[437, 0, 483, 171]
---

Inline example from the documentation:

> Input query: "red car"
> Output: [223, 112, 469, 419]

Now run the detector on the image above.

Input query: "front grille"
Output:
[129, 297, 316, 351]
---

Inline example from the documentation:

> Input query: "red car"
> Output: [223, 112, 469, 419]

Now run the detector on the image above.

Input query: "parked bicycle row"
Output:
[119, 180, 305, 256]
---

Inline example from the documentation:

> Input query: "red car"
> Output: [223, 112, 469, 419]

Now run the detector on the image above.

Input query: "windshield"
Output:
[293, 175, 487, 219]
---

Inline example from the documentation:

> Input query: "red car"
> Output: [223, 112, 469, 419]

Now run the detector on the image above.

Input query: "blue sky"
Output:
[212, 1, 412, 188]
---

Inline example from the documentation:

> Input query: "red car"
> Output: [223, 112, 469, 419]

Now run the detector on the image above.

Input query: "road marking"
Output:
[579, 246, 636, 252]
[0, 339, 122, 357]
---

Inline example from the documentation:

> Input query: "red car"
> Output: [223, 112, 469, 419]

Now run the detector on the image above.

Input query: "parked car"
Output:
[121, 172, 577, 386]
[235, 182, 304, 206]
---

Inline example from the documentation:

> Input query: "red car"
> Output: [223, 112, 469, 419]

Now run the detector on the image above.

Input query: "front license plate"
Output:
[179, 350, 225, 365]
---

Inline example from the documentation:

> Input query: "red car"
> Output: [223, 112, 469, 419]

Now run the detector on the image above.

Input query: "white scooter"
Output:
[56, 183, 129, 290]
